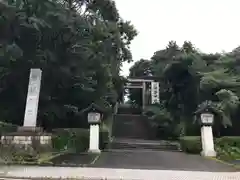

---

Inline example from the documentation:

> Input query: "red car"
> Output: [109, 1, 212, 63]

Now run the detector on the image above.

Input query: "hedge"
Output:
[0, 121, 18, 136]
[180, 136, 240, 159]
[104, 114, 113, 138]
[215, 137, 240, 160]
[179, 136, 202, 154]
[216, 136, 240, 148]
[52, 127, 110, 152]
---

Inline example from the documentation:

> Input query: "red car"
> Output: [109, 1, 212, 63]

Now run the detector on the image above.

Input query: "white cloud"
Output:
[115, 0, 240, 76]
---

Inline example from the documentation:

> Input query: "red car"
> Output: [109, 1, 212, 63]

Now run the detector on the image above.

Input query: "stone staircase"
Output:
[109, 138, 180, 151]
[117, 104, 142, 115]
[112, 114, 152, 139]
[109, 104, 180, 151]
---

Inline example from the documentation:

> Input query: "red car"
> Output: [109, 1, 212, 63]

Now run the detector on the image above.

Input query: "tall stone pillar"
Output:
[23, 68, 42, 130]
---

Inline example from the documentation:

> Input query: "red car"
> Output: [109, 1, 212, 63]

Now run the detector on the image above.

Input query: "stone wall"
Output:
[1, 135, 51, 145]
[1, 133, 52, 151]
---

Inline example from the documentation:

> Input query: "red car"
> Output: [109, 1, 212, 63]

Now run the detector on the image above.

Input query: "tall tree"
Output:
[129, 41, 240, 136]
[0, 0, 137, 127]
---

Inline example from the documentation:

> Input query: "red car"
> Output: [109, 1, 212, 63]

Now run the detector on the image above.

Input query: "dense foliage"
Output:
[0, 0, 137, 128]
[129, 41, 240, 137]
[180, 136, 240, 161]
[52, 127, 109, 152]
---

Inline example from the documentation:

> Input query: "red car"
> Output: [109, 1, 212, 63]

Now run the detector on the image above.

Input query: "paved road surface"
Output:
[1, 166, 240, 180]
[0, 149, 239, 179]
[92, 150, 238, 172]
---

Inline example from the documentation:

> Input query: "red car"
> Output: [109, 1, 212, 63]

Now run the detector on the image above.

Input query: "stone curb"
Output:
[0, 163, 89, 167]
[0, 176, 138, 180]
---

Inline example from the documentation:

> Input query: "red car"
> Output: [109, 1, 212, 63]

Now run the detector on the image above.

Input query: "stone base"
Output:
[1, 134, 52, 146]
[88, 149, 101, 154]
[1, 127, 52, 152]
[201, 150, 217, 157]
[17, 126, 43, 133]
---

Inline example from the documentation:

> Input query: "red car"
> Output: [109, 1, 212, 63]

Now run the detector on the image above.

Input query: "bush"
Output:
[12, 149, 38, 162]
[52, 127, 110, 152]
[180, 136, 240, 159]
[104, 115, 113, 137]
[215, 136, 240, 160]
[0, 121, 18, 136]
[216, 136, 240, 148]
[52, 128, 88, 152]
[100, 125, 110, 149]
[179, 136, 202, 154]
[0, 146, 38, 163]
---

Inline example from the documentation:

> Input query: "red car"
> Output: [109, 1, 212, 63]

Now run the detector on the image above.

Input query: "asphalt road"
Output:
[92, 150, 238, 172]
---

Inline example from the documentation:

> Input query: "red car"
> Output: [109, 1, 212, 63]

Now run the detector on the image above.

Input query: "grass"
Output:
[0, 150, 100, 167]
[207, 156, 240, 170]
[37, 151, 68, 164]
[49, 152, 99, 166]
[0, 149, 69, 166]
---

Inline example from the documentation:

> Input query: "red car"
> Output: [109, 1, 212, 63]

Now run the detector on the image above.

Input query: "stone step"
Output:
[109, 140, 181, 151]
[117, 105, 142, 115]
[110, 144, 180, 151]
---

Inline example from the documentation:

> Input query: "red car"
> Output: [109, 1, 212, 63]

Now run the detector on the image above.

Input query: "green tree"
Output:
[0, 0, 137, 127]
[129, 41, 240, 137]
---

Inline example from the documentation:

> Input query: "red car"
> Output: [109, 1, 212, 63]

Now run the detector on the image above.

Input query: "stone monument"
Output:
[1, 69, 51, 150]
[22, 68, 42, 130]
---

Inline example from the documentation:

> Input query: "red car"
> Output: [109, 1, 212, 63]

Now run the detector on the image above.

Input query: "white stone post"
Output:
[23, 69, 42, 127]
[88, 112, 101, 153]
[151, 81, 159, 104]
[89, 124, 100, 153]
[200, 113, 216, 157]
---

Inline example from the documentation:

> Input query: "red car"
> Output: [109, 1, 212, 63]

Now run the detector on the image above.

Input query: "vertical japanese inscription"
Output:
[23, 69, 42, 127]
[151, 82, 160, 104]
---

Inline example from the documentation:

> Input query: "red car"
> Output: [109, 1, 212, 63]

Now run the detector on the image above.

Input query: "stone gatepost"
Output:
[81, 103, 105, 154]
[195, 106, 216, 157]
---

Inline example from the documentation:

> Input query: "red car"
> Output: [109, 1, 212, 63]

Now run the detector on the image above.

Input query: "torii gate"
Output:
[124, 78, 160, 109]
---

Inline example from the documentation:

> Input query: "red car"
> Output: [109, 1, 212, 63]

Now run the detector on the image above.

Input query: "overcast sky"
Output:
[115, 0, 240, 76]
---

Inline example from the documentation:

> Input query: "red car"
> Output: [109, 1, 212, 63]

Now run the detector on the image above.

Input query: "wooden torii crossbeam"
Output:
[123, 78, 155, 110]
[124, 78, 154, 89]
